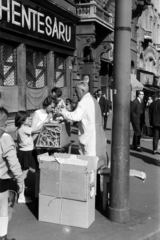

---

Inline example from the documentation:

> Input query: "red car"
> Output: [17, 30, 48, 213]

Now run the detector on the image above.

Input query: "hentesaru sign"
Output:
[0, 0, 76, 49]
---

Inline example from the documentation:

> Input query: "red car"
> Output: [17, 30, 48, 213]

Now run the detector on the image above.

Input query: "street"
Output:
[7, 114, 160, 240]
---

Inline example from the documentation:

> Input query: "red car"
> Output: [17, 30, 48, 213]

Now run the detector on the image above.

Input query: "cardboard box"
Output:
[38, 153, 98, 201]
[39, 194, 95, 228]
[36, 122, 70, 149]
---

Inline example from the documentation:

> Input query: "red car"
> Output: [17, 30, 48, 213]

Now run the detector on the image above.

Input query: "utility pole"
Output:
[108, 0, 132, 223]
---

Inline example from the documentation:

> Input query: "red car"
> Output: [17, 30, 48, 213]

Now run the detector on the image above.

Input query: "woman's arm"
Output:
[31, 112, 39, 131]
[31, 111, 51, 134]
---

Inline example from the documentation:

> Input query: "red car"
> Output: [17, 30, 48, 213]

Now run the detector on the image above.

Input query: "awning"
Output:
[130, 74, 144, 91]
[143, 86, 160, 92]
[143, 86, 155, 92]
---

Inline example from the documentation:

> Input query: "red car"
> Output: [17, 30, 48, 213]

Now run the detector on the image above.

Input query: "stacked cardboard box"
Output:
[38, 153, 98, 228]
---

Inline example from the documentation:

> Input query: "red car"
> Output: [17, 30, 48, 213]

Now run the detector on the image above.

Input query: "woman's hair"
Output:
[42, 95, 58, 108]
[51, 87, 62, 98]
[0, 107, 8, 128]
[66, 98, 72, 104]
[15, 111, 30, 128]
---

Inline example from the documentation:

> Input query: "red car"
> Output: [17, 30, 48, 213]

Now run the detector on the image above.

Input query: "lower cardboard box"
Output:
[38, 194, 95, 228]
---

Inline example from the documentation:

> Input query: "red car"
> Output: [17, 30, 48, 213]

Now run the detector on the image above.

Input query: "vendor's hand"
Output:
[17, 183, 24, 194]
[54, 111, 62, 118]
[48, 112, 53, 119]
[103, 113, 106, 116]
[60, 108, 67, 115]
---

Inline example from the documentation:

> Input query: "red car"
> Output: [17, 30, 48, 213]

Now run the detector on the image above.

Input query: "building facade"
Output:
[133, 0, 160, 93]
[73, 0, 115, 100]
[0, 0, 79, 125]
[1, 0, 160, 126]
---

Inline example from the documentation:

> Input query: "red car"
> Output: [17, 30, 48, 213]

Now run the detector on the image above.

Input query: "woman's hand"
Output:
[60, 108, 67, 116]
[44, 112, 53, 123]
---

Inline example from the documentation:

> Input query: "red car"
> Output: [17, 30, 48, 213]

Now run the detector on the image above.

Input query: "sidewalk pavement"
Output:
[8, 114, 160, 240]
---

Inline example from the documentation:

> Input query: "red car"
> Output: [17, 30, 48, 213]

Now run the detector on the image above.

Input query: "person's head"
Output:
[42, 95, 58, 113]
[83, 75, 89, 83]
[153, 92, 159, 101]
[66, 98, 72, 105]
[137, 90, 144, 101]
[51, 87, 62, 98]
[0, 107, 8, 129]
[15, 111, 30, 128]
[75, 81, 89, 101]
[93, 91, 98, 98]
[97, 89, 102, 97]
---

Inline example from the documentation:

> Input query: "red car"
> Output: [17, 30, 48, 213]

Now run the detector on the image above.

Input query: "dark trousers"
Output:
[153, 126, 160, 151]
[132, 122, 142, 149]
[132, 134, 141, 148]
[103, 116, 108, 130]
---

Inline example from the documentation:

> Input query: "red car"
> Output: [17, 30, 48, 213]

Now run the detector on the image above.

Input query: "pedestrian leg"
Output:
[153, 127, 159, 153]
[103, 116, 108, 130]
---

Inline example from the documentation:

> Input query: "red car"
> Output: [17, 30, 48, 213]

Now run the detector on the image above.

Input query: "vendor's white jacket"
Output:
[62, 93, 107, 169]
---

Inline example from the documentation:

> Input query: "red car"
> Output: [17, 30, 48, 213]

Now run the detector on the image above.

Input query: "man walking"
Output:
[149, 92, 160, 154]
[103, 94, 110, 130]
[96, 89, 106, 126]
[130, 90, 145, 152]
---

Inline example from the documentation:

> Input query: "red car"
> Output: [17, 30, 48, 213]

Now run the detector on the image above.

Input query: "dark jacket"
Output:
[149, 99, 160, 127]
[105, 99, 110, 114]
[130, 98, 144, 126]
[98, 96, 106, 115]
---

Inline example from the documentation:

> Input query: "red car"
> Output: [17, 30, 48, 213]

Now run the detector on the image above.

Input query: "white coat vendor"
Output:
[60, 81, 107, 169]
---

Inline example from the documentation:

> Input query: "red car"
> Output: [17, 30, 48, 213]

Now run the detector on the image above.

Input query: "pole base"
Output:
[108, 206, 130, 223]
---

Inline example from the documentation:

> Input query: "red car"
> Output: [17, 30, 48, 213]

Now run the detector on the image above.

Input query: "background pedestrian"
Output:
[149, 92, 160, 154]
[130, 90, 145, 152]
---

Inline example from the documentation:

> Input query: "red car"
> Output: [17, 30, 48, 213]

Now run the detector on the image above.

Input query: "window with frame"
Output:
[0, 42, 17, 86]
[54, 54, 66, 88]
[26, 47, 47, 88]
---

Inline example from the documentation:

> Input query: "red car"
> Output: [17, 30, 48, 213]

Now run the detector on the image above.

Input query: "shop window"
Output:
[54, 54, 66, 88]
[0, 42, 17, 86]
[26, 47, 47, 88]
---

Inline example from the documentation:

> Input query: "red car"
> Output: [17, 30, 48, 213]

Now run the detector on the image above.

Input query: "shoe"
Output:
[135, 147, 143, 152]
[152, 150, 157, 155]
[18, 196, 32, 204]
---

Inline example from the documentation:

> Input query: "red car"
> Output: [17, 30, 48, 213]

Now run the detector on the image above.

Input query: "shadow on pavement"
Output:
[130, 151, 160, 166]
[26, 199, 39, 220]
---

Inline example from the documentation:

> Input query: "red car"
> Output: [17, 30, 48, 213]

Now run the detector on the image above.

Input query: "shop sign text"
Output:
[0, 0, 75, 49]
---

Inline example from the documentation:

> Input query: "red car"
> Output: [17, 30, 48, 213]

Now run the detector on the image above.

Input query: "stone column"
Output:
[108, 0, 132, 223]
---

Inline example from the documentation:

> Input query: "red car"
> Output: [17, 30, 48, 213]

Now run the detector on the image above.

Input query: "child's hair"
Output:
[42, 95, 58, 108]
[51, 87, 62, 98]
[66, 98, 72, 104]
[15, 111, 30, 128]
[0, 107, 8, 128]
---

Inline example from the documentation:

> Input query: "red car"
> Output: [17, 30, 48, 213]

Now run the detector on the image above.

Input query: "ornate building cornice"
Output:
[132, 0, 152, 18]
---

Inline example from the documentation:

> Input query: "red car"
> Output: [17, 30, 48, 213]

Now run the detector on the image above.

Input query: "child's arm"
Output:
[0, 134, 24, 191]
